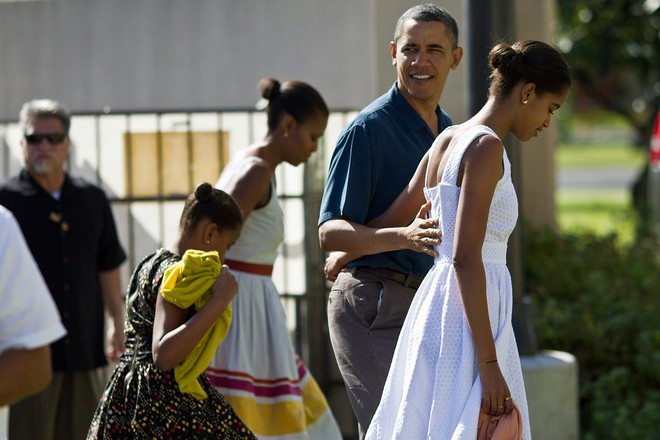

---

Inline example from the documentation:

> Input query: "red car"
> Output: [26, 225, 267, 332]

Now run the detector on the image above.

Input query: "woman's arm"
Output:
[151, 266, 238, 371]
[452, 135, 512, 416]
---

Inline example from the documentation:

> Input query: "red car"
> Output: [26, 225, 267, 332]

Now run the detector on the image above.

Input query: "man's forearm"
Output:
[100, 267, 125, 327]
[318, 219, 405, 255]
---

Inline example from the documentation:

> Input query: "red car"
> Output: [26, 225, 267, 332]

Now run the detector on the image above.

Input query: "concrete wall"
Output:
[0, 0, 468, 120]
[0, 0, 562, 229]
[0, 0, 374, 116]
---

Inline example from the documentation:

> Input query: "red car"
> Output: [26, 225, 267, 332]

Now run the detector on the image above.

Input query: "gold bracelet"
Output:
[479, 359, 498, 366]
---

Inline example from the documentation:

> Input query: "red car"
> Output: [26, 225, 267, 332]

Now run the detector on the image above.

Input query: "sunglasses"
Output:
[24, 133, 68, 145]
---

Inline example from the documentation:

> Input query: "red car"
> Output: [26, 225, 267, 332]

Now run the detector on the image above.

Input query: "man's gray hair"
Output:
[19, 99, 71, 134]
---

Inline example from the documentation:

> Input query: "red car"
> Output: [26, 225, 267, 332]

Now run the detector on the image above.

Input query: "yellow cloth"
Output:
[161, 249, 233, 400]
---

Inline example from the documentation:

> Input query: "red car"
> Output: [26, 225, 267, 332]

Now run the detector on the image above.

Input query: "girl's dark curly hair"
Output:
[179, 182, 242, 234]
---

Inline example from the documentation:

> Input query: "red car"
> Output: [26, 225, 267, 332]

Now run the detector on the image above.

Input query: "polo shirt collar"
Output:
[389, 82, 443, 136]
[19, 168, 71, 199]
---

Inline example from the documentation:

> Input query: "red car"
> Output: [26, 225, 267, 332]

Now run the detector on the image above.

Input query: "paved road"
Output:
[556, 167, 643, 191]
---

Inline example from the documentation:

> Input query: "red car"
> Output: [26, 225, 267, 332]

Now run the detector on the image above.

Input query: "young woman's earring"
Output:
[523, 99, 528, 105]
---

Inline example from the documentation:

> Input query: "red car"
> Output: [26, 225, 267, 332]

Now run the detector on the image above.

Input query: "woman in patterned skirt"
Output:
[88, 183, 255, 439]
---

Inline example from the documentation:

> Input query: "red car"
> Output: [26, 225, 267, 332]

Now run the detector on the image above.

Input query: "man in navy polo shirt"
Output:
[318, 4, 462, 437]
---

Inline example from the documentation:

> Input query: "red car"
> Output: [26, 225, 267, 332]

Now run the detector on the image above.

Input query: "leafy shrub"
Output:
[523, 225, 660, 439]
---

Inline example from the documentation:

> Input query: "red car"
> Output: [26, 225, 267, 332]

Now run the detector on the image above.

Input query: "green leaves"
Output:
[555, 0, 659, 144]
[524, 223, 660, 437]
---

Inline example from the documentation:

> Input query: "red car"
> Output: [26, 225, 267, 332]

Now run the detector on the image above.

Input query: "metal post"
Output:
[467, 0, 538, 355]
[467, 0, 494, 116]
[302, 142, 331, 383]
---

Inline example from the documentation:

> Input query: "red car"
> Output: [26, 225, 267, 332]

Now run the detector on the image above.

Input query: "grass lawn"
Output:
[555, 141, 646, 245]
[556, 141, 646, 168]
[555, 189, 640, 243]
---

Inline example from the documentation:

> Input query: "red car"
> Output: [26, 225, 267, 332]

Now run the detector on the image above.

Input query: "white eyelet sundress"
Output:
[366, 125, 531, 439]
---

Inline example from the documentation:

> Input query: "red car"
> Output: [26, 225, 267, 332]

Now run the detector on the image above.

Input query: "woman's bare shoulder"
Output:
[462, 134, 504, 183]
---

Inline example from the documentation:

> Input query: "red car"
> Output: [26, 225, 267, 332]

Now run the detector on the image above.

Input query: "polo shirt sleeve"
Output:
[318, 123, 374, 226]
[0, 208, 66, 354]
[95, 189, 127, 271]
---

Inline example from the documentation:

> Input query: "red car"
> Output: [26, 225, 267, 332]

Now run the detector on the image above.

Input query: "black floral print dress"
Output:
[87, 248, 255, 439]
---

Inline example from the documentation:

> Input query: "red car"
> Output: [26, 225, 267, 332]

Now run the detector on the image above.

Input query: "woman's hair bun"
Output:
[194, 182, 214, 203]
[489, 43, 524, 77]
[258, 77, 282, 101]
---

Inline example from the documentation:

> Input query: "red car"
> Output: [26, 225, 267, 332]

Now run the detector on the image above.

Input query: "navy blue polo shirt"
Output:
[318, 82, 453, 278]
[0, 169, 126, 371]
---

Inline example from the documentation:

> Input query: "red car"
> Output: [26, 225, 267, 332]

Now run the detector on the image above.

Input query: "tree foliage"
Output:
[524, 224, 660, 438]
[555, 0, 660, 144]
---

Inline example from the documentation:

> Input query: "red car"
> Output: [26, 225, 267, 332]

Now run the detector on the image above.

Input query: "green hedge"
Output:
[523, 225, 660, 439]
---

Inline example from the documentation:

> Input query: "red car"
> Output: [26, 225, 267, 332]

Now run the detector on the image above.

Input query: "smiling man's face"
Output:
[391, 19, 462, 111]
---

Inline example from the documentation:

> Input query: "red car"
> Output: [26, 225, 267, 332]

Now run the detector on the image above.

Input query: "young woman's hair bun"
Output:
[258, 77, 282, 101]
[488, 43, 524, 78]
[194, 182, 214, 203]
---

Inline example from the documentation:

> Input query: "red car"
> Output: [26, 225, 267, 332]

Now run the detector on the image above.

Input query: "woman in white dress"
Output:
[206, 77, 342, 439]
[330, 40, 571, 439]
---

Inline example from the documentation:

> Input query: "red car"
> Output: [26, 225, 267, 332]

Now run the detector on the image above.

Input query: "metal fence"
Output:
[1, 107, 359, 436]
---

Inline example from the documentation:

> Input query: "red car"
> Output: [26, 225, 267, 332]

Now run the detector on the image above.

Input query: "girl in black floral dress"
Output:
[88, 183, 255, 439]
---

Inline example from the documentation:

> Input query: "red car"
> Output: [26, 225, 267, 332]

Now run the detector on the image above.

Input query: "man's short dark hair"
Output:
[393, 3, 459, 48]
